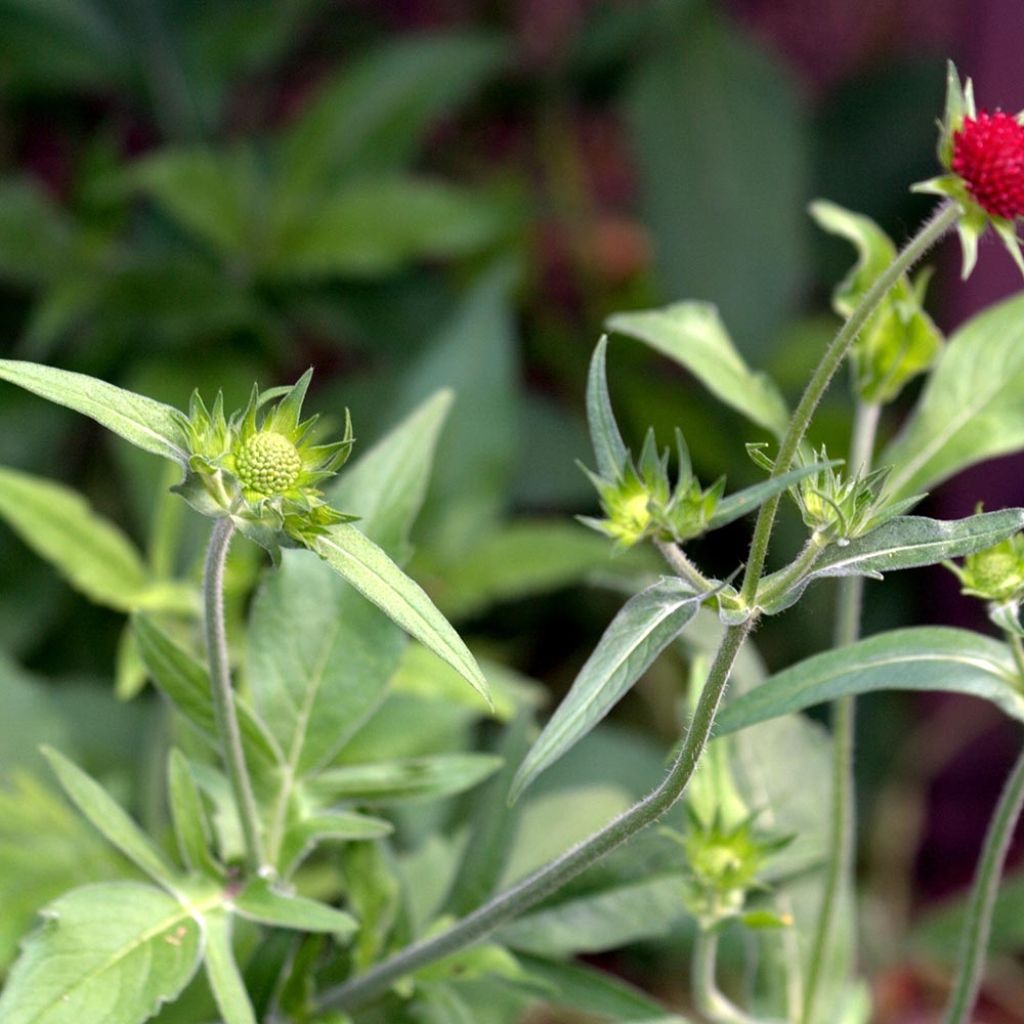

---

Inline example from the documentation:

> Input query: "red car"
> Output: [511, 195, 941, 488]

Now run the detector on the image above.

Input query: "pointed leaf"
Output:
[509, 577, 705, 803]
[312, 523, 490, 703]
[280, 812, 394, 878]
[0, 882, 203, 1024]
[760, 509, 1024, 614]
[586, 335, 628, 478]
[881, 291, 1024, 498]
[708, 460, 838, 530]
[250, 390, 451, 780]
[308, 754, 502, 805]
[133, 616, 281, 770]
[203, 910, 257, 1024]
[327, 388, 453, 561]
[606, 302, 789, 436]
[232, 879, 357, 937]
[0, 465, 176, 612]
[167, 749, 221, 879]
[0, 360, 187, 463]
[42, 747, 181, 891]
[716, 627, 1024, 736]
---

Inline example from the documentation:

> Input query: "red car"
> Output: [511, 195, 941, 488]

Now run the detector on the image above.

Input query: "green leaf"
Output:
[881, 290, 1024, 498]
[0, 360, 187, 464]
[586, 334, 628, 478]
[270, 177, 511, 278]
[249, 389, 450, 782]
[167, 749, 221, 879]
[41, 747, 181, 892]
[708, 460, 839, 531]
[623, 3, 807, 358]
[279, 812, 393, 878]
[394, 265, 518, 554]
[509, 577, 703, 803]
[307, 754, 502, 805]
[232, 879, 357, 937]
[133, 615, 281, 770]
[760, 509, 1024, 614]
[131, 147, 259, 257]
[312, 523, 490, 704]
[0, 465, 166, 613]
[716, 627, 1024, 736]
[434, 521, 618, 619]
[0, 882, 203, 1024]
[606, 302, 788, 435]
[203, 910, 256, 1024]
[444, 714, 533, 917]
[0, 773, 134, 970]
[326, 388, 453, 563]
[276, 31, 509, 189]
[519, 955, 690, 1022]
[498, 875, 686, 956]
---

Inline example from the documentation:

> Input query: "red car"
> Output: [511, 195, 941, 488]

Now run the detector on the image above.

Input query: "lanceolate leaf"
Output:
[760, 509, 1024, 614]
[716, 627, 1024, 736]
[586, 335, 628, 479]
[881, 290, 1024, 498]
[249, 389, 452, 782]
[308, 753, 503, 805]
[313, 523, 490, 703]
[0, 882, 203, 1024]
[42, 747, 181, 892]
[708, 460, 838, 530]
[0, 466, 182, 613]
[0, 360, 188, 464]
[167, 749, 221, 879]
[280, 812, 394, 877]
[232, 879, 357, 937]
[509, 577, 705, 803]
[606, 302, 789, 436]
[203, 911, 257, 1024]
[133, 616, 281, 770]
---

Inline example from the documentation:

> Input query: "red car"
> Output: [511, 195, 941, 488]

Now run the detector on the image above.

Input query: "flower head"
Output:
[914, 62, 1024, 278]
[579, 429, 723, 548]
[172, 369, 356, 553]
[946, 531, 1024, 603]
[952, 111, 1024, 220]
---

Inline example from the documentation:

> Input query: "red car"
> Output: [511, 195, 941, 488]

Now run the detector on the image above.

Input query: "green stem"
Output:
[739, 203, 959, 607]
[693, 927, 760, 1024]
[755, 532, 828, 609]
[656, 538, 717, 591]
[318, 621, 753, 1013]
[1008, 632, 1024, 681]
[942, 738, 1024, 1024]
[800, 400, 881, 1024]
[203, 517, 265, 873]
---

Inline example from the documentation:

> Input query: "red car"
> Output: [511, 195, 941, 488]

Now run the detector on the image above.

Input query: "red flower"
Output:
[951, 111, 1024, 220]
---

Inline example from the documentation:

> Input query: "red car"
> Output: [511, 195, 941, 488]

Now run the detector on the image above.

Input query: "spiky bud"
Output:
[951, 111, 1024, 220]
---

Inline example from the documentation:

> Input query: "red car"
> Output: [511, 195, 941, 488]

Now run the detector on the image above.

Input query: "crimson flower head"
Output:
[914, 62, 1024, 278]
[952, 112, 1024, 220]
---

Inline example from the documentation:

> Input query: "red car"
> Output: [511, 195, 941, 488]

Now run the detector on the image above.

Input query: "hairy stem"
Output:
[739, 203, 959, 606]
[800, 399, 881, 1024]
[656, 538, 717, 591]
[942, 738, 1024, 1024]
[318, 621, 752, 1012]
[204, 517, 265, 873]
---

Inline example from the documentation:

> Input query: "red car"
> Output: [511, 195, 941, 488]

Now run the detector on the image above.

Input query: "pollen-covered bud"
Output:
[235, 431, 302, 496]
[951, 111, 1024, 220]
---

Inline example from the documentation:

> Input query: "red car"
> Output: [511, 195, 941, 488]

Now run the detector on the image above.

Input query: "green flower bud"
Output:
[947, 532, 1024, 602]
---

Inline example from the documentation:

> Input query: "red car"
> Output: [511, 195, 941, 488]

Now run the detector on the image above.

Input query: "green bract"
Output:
[579, 429, 723, 548]
[173, 369, 356, 551]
